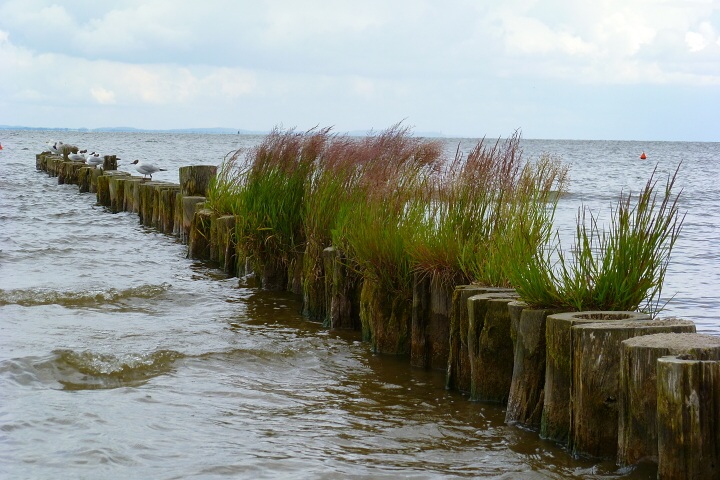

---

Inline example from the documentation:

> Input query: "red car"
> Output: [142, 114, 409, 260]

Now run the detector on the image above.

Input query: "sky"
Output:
[0, 0, 719, 141]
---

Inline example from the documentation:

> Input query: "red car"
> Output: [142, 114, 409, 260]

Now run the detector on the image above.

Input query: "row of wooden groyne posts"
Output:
[36, 151, 719, 479]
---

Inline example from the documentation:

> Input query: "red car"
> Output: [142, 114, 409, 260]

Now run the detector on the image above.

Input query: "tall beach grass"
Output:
[508, 165, 684, 315]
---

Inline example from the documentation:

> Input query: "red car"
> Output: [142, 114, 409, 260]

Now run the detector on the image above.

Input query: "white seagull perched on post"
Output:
[131, 159, 166, 180]
[86, 152, 103, 168]
[68, 149, 87, 162]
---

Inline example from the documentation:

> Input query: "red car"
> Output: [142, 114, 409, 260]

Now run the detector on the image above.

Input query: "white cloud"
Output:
[90, 87, 116, 104]
[0, 0, 718, 139]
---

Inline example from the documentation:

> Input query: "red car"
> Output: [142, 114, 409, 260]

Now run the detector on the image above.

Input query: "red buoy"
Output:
[640, 151, 646, 160]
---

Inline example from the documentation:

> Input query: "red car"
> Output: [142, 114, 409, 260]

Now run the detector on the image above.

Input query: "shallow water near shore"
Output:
[1, 130, 717, 479]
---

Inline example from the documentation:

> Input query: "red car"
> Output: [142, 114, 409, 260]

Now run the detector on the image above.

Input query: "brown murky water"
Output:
[3, 130, 717, 478]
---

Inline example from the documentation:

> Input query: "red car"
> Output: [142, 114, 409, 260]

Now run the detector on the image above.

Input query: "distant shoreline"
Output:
[0, 125, 448, 138]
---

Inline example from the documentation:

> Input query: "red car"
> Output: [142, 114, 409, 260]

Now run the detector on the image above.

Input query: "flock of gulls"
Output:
[47, 140, 167, 179]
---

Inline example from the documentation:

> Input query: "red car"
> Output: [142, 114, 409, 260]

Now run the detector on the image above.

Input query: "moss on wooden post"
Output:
[96, 175, 111, 206]
[618, 333, 720, 468]
[78, 167, 94, 193]
[657, 355, 720, 479]
[109, 176, 128, 213]
[359, 278, 411, 355]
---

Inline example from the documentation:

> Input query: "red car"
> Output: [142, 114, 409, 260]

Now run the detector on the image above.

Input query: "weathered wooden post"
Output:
[46, 156, 62, 176]
[181, 196, 206, 243]
[657, 355, 720, 479]
[411, 274, 454, 370]
[618, 333, 720, 468]
[103, 155, 118, 171]
[89, 168, 102, 193]
[96, 175, 111, 206]
[326, 247, 362, 331]
[302, 243, 328, 322]
[151, 184, 179, 229]
[359, 278, 411, 354]
[188, 208, 214, 260]
[78, 167, 94, 193]
[571, 318, 696, 459]
[446, 286, 514, 393]
[36, 153, 48, 171]
[210, 215, 237, 272]
[123, 178, 144, 213]
[157, 185, 181, 235]
[542, 311, 652, 447]
[468, 293, 518, 403]
[179, 165, 217, 197]
[139, 181, 161, 226]
[108, 176, 128, 213]
[505, 304, 565, 429]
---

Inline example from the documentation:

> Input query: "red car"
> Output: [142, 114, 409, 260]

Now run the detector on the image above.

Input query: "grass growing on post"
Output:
[404, 130, 567, 291]
[332, 125, 443, 296]
[208, 127, 329, 284]
[511, 165, 684, 316]
[205, 151, 245, 216]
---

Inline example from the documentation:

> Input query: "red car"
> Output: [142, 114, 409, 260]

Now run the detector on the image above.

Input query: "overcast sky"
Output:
[1, 1, 719, 140]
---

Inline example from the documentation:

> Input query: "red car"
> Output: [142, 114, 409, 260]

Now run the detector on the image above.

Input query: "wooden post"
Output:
[77, 167, 94, 193]
[359, 278, 411, 354]
[208, 215, 236, 271]
[181, 196, 206, 243]
[123, 178, 144, 213]
[446, 286, 514, 393]
[657, 355, 720, 479]
[102, 155, 118, 171]
[571, 318, 696, 459]
[326, 247, 362, 331]
[542, 311, 652, 447]
[179, 165, 217, 196]
[411, 274, 454, 370]
[468, 294, 518, 403]
[188, 208, 214, 260]
[108, 176, 128, 213]
[505, 305, 565, 429]
[618, 333, 720, 468]
[157, 185, 181, 234]
[302, 243, 328, 322]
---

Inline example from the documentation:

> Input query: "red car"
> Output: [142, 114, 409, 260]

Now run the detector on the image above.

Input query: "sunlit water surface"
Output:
[1, 130, 718, 479]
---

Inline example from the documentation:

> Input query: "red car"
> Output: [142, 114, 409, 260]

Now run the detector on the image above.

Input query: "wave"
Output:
[0, 283, 172, 307]
[0, 349, 185, 390]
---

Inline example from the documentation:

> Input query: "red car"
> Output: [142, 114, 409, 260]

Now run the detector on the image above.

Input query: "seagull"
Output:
[68, 149, 87, 162]
[86, 152, 103, 168]
[131, 159, 166, 180]
[48, 141, 65, 155]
